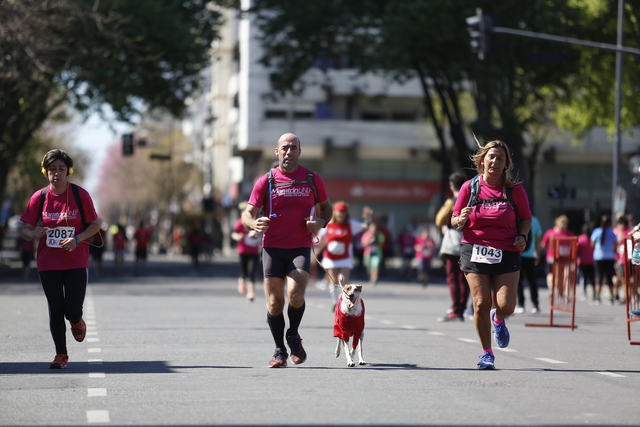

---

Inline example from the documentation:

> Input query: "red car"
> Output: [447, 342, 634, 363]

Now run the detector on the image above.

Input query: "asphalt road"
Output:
[1, 254, 639, 426]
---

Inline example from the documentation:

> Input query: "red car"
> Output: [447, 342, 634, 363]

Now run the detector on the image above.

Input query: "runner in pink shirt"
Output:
[232, 204, 261, 302]
[541, 215, 574, 290]
[20, 149, 100, 369]
[241, 133, 332, 368]
[452, 140, 531, 370]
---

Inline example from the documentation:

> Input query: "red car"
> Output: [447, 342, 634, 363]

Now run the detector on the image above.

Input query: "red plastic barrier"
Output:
[526, 237, 578, 330]
[622, 237, 640, 345]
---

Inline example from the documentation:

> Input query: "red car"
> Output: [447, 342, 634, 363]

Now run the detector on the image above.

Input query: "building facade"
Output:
[200, 1, 640, 254]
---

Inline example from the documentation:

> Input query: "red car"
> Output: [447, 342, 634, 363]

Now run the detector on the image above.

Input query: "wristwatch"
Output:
[518, 233, 528, 241]
[321, 217, 328, 228]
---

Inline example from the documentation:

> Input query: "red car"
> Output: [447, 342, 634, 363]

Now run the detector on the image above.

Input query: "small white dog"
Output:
[333, 275, 366, 367]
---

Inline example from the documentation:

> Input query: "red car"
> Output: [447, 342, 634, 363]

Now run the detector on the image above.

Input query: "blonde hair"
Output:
[470, 139, 515, 188]
[554, 215, 569, 228]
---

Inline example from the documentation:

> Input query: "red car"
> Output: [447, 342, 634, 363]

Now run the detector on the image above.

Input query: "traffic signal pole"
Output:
[468, 1, 636, 217]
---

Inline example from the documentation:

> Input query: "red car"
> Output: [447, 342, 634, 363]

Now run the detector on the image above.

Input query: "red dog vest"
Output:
[333, 295, 365, 348]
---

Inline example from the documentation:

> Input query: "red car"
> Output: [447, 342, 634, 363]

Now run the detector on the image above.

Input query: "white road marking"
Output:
[401, 325, 417, 329]
[535, 358, 567, 364]
[89, 372, 105, 378]
[380, 320, 393, 325]
[88, 359, 103, 365]
[457, 338, 477, 343]
[596, 371, 626, 378]
[495, 348, 517, 353]
[86, 331, 98, 336]
[87, 338, 100, 343]
[86, 320, 97, 326]
[88, 348, 102, 353]
[88, 388, 107, 397]
[428, 331, 445, 336]
[86, 410, 110, 423]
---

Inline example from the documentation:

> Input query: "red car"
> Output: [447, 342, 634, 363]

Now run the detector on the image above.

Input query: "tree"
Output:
[248, 0, 620, 201]
[0, 0, 228, 207]
[552, 1, 640, 139]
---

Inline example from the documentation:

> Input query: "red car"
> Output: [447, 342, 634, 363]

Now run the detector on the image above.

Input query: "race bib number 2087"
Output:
[45, 227, 75, 248]
[470, 244, 502, 264]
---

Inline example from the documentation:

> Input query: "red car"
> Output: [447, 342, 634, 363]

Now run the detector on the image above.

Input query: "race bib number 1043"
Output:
[45, 227, 75, 248]
[470, 244, 502, 264]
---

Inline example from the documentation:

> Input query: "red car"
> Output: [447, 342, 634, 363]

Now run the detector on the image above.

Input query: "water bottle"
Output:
[632, 243, 640, 266]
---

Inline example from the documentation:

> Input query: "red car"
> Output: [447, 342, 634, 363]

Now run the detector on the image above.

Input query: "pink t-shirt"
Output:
[453, 177, 531, 253]
[414, 235, 436, 261]
[541, 228, 575, 263]
[20, 185, 99, 272]
[234, 218, 260, 255]
[248, 166, 328, 249]
[577, 233, 594, 266]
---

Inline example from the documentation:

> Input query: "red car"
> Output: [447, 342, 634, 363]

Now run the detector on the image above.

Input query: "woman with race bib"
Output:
[451, 140, 531, 370]
[20, 149, 101, 369]
[316, 202, 372, 309]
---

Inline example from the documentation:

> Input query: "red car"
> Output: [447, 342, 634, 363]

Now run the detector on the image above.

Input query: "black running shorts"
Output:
[459, 243, 521, 275]
[262, 247, 311, 279]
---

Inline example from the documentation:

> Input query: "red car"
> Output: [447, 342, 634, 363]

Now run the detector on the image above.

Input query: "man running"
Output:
[242, 133, 332, 367]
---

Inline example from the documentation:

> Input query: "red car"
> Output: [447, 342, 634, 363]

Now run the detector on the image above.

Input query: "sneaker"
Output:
[514, 306, 525, 314]
[531, 306, 540, 314]
[437, 313, 464, 322]
[70, 318, 86, 342]
[477, 352, 495, 370]
[491, 308, 510, 348]
[286, 334, 307, 365]
[629, 309, 640, 317]
[268, 348, 288, 368]
[49, 354, 69, 369]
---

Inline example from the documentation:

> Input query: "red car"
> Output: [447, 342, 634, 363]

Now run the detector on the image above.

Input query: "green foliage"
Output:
[0, 0, 226, 208]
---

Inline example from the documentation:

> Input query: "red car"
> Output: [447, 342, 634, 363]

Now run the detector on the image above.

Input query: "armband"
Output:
[74, 235, 80, 245]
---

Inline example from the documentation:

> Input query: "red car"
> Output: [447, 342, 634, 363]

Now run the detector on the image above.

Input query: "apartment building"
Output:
[201, 2, 640, 254]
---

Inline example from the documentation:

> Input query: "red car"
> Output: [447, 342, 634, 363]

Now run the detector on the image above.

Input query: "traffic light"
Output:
[122, 133, 134, 156]
[466, 8, 493, 60]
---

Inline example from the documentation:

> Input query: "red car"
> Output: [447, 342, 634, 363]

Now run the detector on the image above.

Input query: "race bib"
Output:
[45, 227, 75, 248]
[470, 244, 502, 264]
[327, 241, 346, 255]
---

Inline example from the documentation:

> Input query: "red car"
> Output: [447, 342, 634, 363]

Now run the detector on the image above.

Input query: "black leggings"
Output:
[39, 269, 88, 354]
[239, 253, 259, 282]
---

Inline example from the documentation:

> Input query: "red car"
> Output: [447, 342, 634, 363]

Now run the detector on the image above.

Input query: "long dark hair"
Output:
[600, 215, 611, 246]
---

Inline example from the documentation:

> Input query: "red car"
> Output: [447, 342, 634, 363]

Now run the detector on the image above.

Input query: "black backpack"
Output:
[467, 175, 532, 251]
[39, 184, 88, 232]
[264, 168, 318, 217]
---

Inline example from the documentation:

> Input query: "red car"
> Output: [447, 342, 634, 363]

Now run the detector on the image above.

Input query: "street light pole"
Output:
[470, 1, 634, 217]
[612, 0, 624, 217]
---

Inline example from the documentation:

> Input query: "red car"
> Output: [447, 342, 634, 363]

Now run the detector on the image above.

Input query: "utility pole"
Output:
[466, 2, 637, 217]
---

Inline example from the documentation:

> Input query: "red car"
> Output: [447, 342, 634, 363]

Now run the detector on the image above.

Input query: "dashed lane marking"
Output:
[88, 359, 103, 365]
[89, 372, 105, 378]
[88, 388, 107, 397]
[86, 410, 110, 423]
[535, 358, 567, 364]
[457, 338, 477, 343]
[596, 372, 626, 378]
[88, 348, 102, 353]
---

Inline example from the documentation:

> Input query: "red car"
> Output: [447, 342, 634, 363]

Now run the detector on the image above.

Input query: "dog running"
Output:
[333, 275, 366, 367]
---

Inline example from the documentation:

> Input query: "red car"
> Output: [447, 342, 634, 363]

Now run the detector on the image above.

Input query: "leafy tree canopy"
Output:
[0, 0, 230, 207]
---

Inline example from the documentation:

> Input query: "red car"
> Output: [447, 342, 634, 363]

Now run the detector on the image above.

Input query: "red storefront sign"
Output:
[323, 179, 441, 203]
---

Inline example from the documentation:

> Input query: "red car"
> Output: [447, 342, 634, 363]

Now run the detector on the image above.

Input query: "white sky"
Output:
[71, 113, 131, 196]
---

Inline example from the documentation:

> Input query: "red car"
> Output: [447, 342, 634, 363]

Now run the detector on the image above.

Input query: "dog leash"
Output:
[311, 239, 340, 290]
